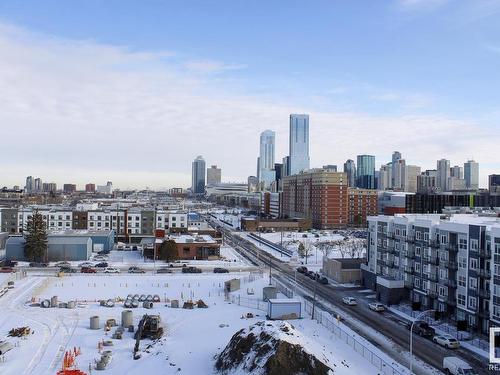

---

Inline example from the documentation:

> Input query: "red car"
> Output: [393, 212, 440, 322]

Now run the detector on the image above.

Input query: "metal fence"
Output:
[229, 295, 267, 312]
[271, 278, 294, 298]
[304, 300, 404, 375]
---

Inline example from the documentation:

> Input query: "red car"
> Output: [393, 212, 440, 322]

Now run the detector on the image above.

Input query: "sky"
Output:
[0, 0, 499, 190]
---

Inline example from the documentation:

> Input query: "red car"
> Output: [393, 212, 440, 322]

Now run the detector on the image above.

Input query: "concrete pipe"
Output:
[146, 295, 153, 302]
[50, 296, 58, 308]
[121, 310, 133, 327]
[90, 316, 100, 330]
[41, 299, 51, 308]
[0, 341, 14, 355]
[133, 294, 139, 300]
[99, 300, 106, 306]
[131, 301, 139, 308]
[142, 301, 153, 309]
[58, 302, 68, 308]
[67, 301, 76, 309]
[138, 295, 146, 302]
[153, 295, 160, 302]
[106, 299, 115, 308]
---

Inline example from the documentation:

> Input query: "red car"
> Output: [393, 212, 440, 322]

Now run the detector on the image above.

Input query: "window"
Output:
[459, 238, 468, 250]
[441, 234, 447, 244]
[468, 296, 477, 310]
[459, 257, 467, 269]
[424, 232, 429, 241]
[415, 246, 421, 256]
[414, 278, 421, 288]
[469, 277, 478, 290]
[439, 269, 448, 280]
[415, 263, 421, 272]
[494, 264, 500, 276]
[439, 286, 447, 297]
[458, 275, 466, 287]
[457, 294, 466, 306]
[416, 231, 422, 240]
[470, 239, 479, 251]
[494, 305, 500, 319]
[470, 258, 478, 270]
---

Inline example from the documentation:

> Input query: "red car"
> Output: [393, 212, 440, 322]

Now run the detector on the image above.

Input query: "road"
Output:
[213, 220, 495, 375]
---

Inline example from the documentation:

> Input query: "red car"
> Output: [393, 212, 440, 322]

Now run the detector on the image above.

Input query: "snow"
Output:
[0, 271, 405, 375]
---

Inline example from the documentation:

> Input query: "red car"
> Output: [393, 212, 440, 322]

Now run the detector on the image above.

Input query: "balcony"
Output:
[443, 261, 458, 270]
[445, 279, 457, 288]
[479, 310, 491, 319]
[479, 269, 492, 278]
[428, 291, 438, 299]
[402, 250, 415, 259]
[479, 249, 492, 258]
[446, 297, 457, 306]
[479, 289, 491, 299]
[404, 266, 414, 274]
[429, 256, 439, 266]
[406, 235, 415, 243]
[404, 280, 413, 288]
[446, 244, 458, 252]
[430, 240, 439, 248]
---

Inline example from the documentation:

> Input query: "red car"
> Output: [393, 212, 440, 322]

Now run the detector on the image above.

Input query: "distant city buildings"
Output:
[464, 160, 479, 190]
[343, 159, 356, 188]
[288, 114, 310, 175]
[207, 165, 222, 185]
[191, 156, 206, 194]
[63, 184, 77, 194]
[436, 159, 451, 192]
[490, 174, 500, 195]
[85, 183, 96, 193]
[257, 130, 276, 190]
[356, 155, 376, 189]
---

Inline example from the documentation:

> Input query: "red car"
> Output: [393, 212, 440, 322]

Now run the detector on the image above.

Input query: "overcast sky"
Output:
[0, 0, 499, 190]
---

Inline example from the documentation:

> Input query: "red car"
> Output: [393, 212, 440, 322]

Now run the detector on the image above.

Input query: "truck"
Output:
[442, 356, 478, 375]
[406, 320, 435, 338]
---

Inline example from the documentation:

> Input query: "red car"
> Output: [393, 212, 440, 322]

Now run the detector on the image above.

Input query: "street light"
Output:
[409, 309, 434, 374]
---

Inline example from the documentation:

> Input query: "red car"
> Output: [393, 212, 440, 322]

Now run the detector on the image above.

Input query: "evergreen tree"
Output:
[159, 240, 178, 262]
[24, 210, 48, 262]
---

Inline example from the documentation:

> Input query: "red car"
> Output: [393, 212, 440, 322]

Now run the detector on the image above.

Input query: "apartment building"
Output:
[282, 170, 377, 229]
[363, 213, 500, 335]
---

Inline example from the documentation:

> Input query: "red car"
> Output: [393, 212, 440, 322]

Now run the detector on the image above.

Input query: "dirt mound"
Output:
[215, 321, 331, 375]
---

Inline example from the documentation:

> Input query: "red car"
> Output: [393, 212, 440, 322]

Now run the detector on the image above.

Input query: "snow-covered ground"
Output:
[0, 271, 405, 375]
[239, 230, 367, 273]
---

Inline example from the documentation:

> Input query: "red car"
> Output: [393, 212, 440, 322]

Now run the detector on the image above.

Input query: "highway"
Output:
[211, 219, 494, 375]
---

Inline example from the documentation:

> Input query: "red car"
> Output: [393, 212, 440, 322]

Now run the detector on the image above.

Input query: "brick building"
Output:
[282, 170, 377, 229]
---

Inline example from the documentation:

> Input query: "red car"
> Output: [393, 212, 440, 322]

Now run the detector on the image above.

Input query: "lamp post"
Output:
[409, 309, 434, 374]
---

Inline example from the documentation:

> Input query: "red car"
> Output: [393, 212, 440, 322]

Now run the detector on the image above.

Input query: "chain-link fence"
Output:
[229, 295, 267, 312]
[304, 300, 405, 375]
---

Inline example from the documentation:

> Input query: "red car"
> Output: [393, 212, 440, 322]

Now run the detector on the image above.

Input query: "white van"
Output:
[443, 356, 478, 375]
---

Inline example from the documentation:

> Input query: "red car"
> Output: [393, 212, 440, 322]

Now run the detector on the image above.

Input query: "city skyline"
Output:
[0, 1, 499, 189]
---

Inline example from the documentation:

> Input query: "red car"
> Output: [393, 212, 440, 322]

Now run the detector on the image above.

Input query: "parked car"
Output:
[433, 334, 460, 349]
[406, 321, 435, 338]
[368, 302, 385, 312]
[0, 267, 14, 273]
[79, 262, 93, 268]
[29, 262, 48, 267]
[1, 260, 17, 267]
[81, 267, 97, 273]
[128, 267, 145, 274]
[306, 271, 316, 279]
[59, 266, 77, 273]
[156, 267, 173, 274]
[442, 356, 477, 375]
[117, 244, 124, 251]
[92, 255, 108, 261]
[132, 245, 138, 251]
[182, 266, 202, 274]
[95, 262, 108, 268]
[124, 245, 131, 251]
[342, 297, 357, 306]
[213, 267, 229, 273]
[55, 261, 71, 268]
[318, 277, 328, 285]
[296, 266, 307, 273]
[104, 267, 120, 274]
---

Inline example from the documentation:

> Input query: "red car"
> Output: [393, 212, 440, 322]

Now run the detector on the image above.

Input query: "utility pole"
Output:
[268, 253, 272, 286]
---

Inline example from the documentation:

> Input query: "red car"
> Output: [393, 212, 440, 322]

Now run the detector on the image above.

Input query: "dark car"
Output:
[213, 267, 229, 273]
[182, 266, 202, 274]
[406, 321, 435, 338]
[0, 267, 14, 273]
[2, 260, 17, 267]
[306, 271, 316, 279]
[59, 267, 77, 273]
[318, 277, 328, 285]
[81, 267, 97, 273]
[156, 267, 173, 274]
[29, 262, 48, 267]
[95, 262, 108, 268]
[296, 266, 308, 274]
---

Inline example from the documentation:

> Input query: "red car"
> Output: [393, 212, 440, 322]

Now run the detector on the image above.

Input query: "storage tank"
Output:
[263, 286, 277, 302]
[67, 301, 76, 309]
[90, 316, 100, 330]
[121, 310, 133, 327]
[50, 296, 58, 307]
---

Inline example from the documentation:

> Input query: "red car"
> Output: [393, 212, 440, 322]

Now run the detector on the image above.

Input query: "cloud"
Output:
[184, 60, 247, 74]
[0, 22, 497, 189]
[397, 0, 449, 11]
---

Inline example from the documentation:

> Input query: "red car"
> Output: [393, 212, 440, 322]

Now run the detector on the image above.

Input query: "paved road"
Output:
[217, 224, 496, 375]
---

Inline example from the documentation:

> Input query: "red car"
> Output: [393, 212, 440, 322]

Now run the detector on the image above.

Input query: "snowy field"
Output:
[0, 272, 403, 375]
[239, 230, 367, 273]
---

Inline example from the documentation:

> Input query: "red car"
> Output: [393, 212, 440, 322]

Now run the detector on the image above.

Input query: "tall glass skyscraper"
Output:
[289, 114, 310, 175]
[343, 159, 356, 187]
[464, 160, 479, 190]
[191, 155, 206, 194]
[257, 130, 276, 189]
[356, 155, 376, 189]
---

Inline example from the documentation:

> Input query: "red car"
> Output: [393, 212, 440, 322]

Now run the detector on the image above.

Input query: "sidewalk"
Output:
[388, 304, 492, 359]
